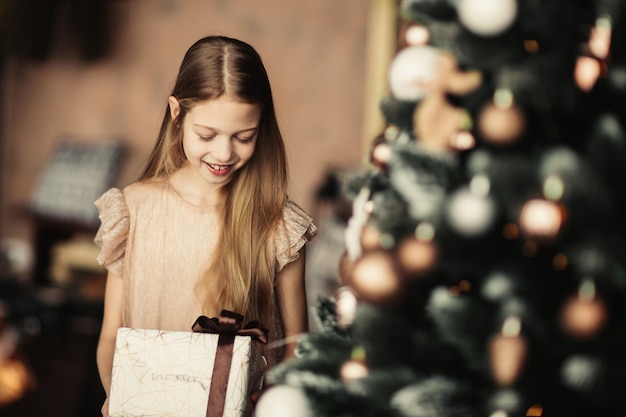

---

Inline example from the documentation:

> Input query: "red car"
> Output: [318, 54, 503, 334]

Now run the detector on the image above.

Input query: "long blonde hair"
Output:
[141, 36, 288, 326]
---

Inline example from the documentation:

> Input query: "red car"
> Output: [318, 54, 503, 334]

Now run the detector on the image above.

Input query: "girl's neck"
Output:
[169, 166, 222, 209]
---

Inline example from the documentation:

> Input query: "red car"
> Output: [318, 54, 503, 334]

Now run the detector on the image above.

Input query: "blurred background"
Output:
[0, 1, 401, 415]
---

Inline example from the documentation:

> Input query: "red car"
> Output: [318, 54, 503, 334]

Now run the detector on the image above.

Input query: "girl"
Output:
[94, 35, 317, 414]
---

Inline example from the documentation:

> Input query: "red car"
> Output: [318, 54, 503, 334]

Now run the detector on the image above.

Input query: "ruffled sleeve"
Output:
[275, 199, 318, 271]
[93, 187, 130, 277]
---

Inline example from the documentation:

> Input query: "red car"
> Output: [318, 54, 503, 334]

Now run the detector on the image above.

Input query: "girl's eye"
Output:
[235, 135, 255, 144]
[198, 135, 216, 142]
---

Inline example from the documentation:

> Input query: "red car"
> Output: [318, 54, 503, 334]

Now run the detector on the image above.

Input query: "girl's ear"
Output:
[168, 96, 181, 121]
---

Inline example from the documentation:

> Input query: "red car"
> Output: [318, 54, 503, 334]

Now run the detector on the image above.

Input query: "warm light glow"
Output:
[405, 24, 430, 46]
[589, 17, 612, 59]
[560, 286, 608, 339]
[490, 321, 528, 386]
[351, 251, 407, 306]
[575, 56, 601, 92]
[519, 199, 563, 240]
[396, 236, 438, 275]
[360, 225, 382, 250]
[0, 359, 34, 406]
[341, 346, 369, 380]
[340, 359, 369, 380]
[478, 101, 526, 145]
[450, 131, 476, 151]
[523, 39, 540, 54]
[335, 286, 359, 328]
[526, 403, 544, 416]
[372, 143, 392, 165]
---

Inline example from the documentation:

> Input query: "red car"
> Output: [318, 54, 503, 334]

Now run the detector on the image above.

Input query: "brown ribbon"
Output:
[192, 310, 268, 417]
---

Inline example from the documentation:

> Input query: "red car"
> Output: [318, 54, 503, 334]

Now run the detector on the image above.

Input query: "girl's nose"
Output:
[213, 136, 234, 162]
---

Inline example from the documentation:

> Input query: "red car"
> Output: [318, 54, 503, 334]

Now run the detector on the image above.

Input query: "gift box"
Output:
[108, 311, 268, 417]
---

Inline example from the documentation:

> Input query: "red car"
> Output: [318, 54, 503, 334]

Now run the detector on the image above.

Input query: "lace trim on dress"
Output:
[275, 199, 318, 271]
[94, 187, 130, 277]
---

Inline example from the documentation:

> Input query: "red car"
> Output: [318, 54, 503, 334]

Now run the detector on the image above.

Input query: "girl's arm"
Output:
[275, 250, 308, 360]
[96, 271, 124, 396]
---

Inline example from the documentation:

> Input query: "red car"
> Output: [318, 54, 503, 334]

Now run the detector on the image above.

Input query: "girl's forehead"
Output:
[189, 97, 261, 131]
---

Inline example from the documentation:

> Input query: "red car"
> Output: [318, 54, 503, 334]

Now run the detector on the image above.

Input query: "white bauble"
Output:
[445, 187, 497, 237]
[335, 286, 359, 328]
[388, 45, 441, 101]
[561, 355, 601, 390]
[255, 385, 314, 417]
[457, 0, 518, 37]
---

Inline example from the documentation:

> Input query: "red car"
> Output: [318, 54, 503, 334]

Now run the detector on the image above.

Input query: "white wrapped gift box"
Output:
[108, 320, 267, 417]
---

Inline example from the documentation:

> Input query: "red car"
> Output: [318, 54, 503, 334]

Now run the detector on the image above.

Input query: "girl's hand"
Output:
[101, 397, 109, 417]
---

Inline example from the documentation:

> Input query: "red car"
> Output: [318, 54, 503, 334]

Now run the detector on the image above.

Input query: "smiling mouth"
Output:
[207, 163, 229, 171]
[205, 162, 234, 176]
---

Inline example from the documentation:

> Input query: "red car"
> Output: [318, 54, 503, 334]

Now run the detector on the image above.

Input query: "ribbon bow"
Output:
[191, 310, 268, 417]
[192, 310, 269, 344]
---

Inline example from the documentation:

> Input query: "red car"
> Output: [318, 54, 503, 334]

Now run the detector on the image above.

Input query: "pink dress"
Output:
[93, 179, 317, 365]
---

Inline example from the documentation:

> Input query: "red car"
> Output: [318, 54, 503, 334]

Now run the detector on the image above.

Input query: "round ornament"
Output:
[396, 235, 439, 275]
[574, 56, 602, 92]
[519, 199, 563, 240]
[360, 224, 383, 251]
[350, 250, 407, 306]
[405, 24, 430, 46]
[561, 355, 602, 390]
[445, 186, 497, 237]
[340, 358, 369, 381]
[457, 0, 518, 37]
[489, 317, 528, 386]
[478, 102, 526, 145]
[255, 385, 314, 417]
[340, 347, 369, 381]
[371, 142, 393, 168]
[335, 285, 359, 328]
[560, 294, 608, 339]
[449, 131, 476, 151]
[588, 17, 612, 59]
[388, 45, 441, 101]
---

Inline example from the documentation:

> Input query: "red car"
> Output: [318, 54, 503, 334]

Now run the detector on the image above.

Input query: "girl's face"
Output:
[170, 95, 261, 186]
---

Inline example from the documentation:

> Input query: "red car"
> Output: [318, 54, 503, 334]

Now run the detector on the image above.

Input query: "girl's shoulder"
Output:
[121, 179, 170, 207]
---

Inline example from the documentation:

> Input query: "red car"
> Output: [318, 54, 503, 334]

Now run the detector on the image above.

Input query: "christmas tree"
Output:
[256, 0, 626, 416]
